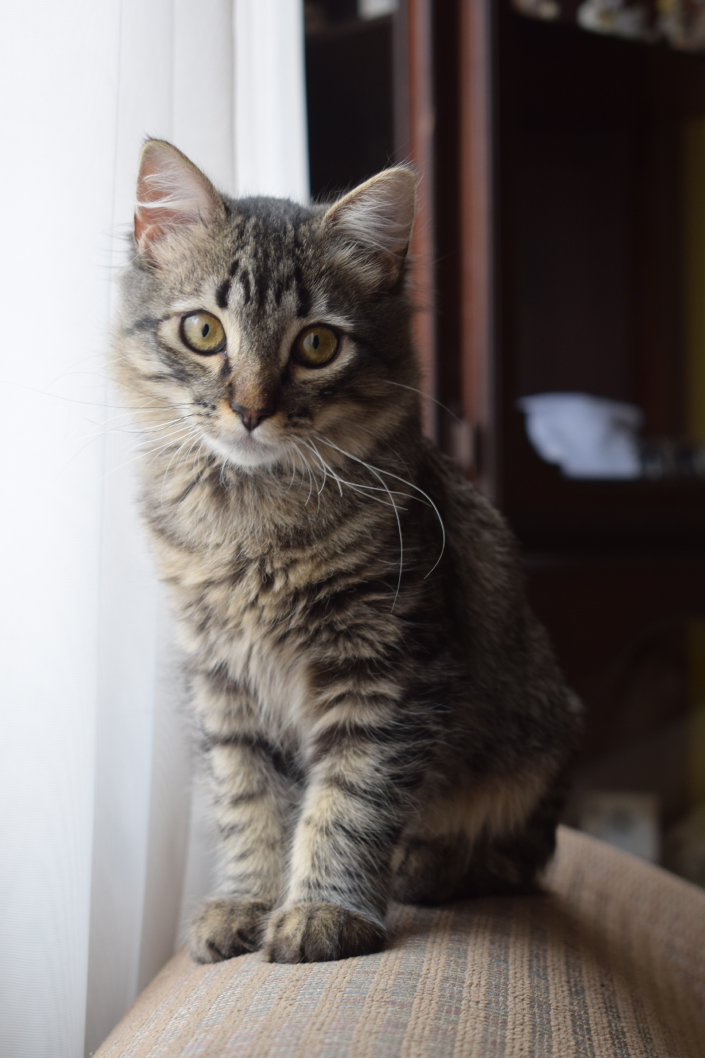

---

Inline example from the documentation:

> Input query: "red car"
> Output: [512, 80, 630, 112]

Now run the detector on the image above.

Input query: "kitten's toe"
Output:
[264, 902, 386, 963]
[189, 898, 272, 963]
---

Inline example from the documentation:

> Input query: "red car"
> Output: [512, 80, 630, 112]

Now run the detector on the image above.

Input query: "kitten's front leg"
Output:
[264, 699, 415, 963]
[190, 683, 296, 963]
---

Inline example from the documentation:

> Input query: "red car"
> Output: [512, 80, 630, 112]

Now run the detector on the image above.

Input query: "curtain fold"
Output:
[0, 3, 308, 1057]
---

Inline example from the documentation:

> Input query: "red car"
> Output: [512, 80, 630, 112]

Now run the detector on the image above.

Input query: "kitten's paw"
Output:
[264, 902, 386, 963]
[189, 898, 272, 963]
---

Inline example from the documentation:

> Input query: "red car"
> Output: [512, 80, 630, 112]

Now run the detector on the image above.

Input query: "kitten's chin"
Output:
[204, 432, 286, 469]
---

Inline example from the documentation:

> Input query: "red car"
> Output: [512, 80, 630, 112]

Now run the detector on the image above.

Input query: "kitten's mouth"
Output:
[204, 429, 286, 469]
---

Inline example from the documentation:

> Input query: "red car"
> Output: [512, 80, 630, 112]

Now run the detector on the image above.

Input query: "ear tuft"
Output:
[320, 168, 417, 288]
[134, 140, 225, 261]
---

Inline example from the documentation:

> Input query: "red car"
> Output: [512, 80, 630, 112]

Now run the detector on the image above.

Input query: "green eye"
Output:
[181, 312, 226, 354]
[293, 325, 339, 367]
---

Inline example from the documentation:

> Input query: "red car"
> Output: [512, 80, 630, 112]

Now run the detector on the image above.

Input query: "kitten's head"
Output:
[114, 140, 420, 472]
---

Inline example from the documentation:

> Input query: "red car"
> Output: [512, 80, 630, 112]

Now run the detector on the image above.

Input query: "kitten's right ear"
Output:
[320, 167, 417, 289]
[134, 140, 225, 263]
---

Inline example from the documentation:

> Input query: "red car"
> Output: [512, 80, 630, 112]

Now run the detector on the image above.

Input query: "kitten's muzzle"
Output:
[230, 401, 276, 432]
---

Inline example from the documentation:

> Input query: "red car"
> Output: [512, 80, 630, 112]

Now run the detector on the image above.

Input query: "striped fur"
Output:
[111, 140, 583, 964]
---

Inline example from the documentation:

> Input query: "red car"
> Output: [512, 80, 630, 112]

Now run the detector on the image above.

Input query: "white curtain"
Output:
[0, 3, 308, 1057]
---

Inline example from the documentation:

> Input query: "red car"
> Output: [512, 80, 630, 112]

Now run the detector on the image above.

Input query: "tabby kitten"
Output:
[112, 139, 582, 965]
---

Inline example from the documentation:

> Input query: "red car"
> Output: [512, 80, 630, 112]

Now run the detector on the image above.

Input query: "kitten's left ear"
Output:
[320, 168, 416, 289]
[134, 139, 226, 263]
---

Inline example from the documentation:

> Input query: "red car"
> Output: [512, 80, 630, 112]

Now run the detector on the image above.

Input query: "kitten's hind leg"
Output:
[456, 769, 569, 899]
[392, 834, 474, 904]
[392, 768, 567, 905]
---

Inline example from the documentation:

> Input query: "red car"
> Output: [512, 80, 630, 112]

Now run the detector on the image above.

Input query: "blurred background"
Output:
[4, 0, 705, 1055]
[304, 0, 705, 878]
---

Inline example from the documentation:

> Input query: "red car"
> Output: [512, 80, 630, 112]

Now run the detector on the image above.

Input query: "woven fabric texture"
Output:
[93, 827, 705, 1058]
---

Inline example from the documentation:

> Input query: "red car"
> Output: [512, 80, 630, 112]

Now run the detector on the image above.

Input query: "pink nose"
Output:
[229, 402, 275, 432]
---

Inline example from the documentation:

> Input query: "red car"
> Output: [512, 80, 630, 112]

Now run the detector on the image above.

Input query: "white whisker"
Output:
[304, 440, 341, 497]
[380, 379, 462, 422]
[303, 450, 315, 506]
[314, 433, 446, 583]
[284, 447, 299, 494]
[101, 427, 194, 480]
[303, 440, 410, 507]
[160, 429, 200, 503]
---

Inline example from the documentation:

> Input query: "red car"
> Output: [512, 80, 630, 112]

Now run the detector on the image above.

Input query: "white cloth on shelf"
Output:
[517, 392, 643, 479]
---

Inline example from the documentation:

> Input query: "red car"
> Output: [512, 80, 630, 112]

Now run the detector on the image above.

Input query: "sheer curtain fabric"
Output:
[0, 3, 308, 1057]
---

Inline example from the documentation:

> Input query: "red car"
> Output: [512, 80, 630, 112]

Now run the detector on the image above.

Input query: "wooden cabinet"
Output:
[477, 8, 705, 549]
[306, 0, 705, 842]
[454, 2, 705, 833]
